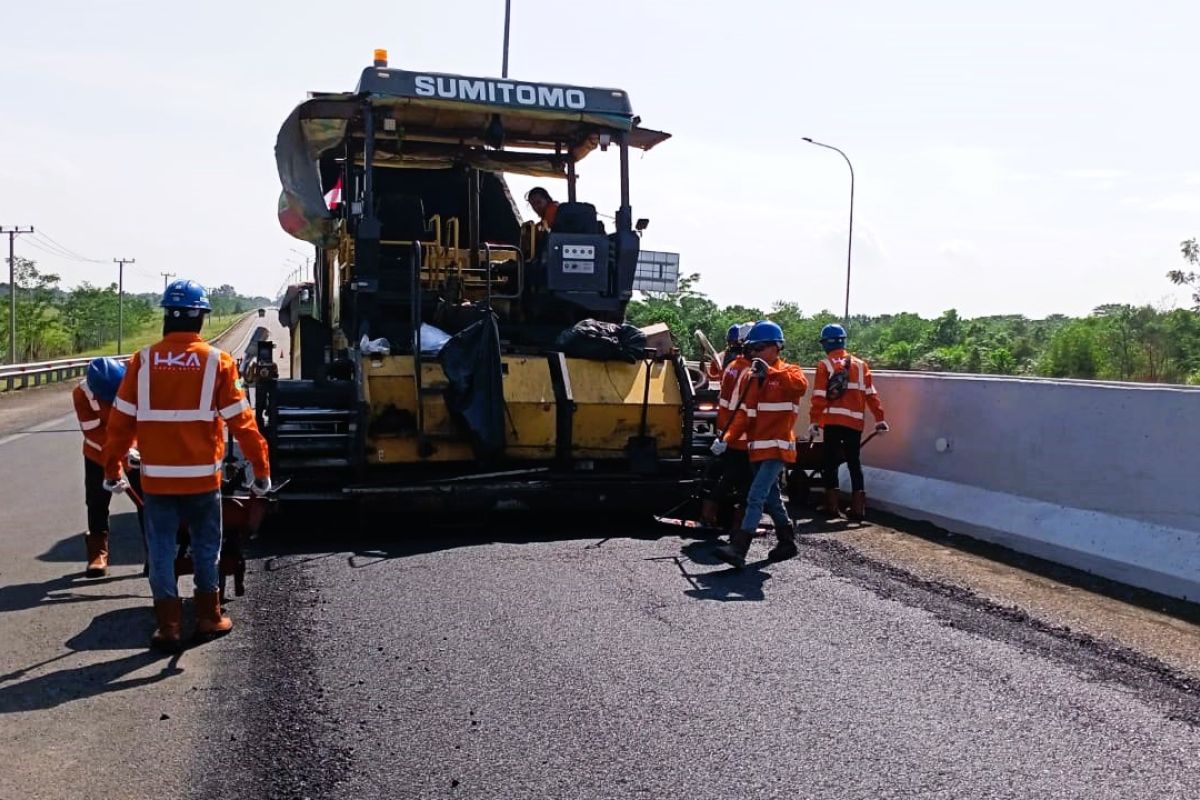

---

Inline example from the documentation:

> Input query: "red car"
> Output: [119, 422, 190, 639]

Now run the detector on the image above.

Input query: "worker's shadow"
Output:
[677, 542, 771, 601]
[0, 571, 144, 615]
[0, 607, 182, 713]
[37, 511, 146, 567]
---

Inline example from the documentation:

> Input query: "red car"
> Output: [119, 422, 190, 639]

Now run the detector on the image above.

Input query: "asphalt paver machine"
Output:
[261, 51, 699, 516]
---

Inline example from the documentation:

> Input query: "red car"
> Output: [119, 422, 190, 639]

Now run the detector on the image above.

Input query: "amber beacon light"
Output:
[374, 49, 388, 68]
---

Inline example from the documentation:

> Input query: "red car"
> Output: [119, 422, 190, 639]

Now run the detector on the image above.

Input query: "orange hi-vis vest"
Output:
[73, 380, 111, 464]
[723, 359, 809, 464]
[716, 355, 752, 451]
[102, 332, 270, 495]
[809, 349, 885, 432]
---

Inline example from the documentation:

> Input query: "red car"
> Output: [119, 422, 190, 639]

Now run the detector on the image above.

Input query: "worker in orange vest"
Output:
[808, 324, 888, 520]
[73, 357, 145, 577]
[701, 323, 755, 529]
[711, 320, 808, 568]
[525, 186, 560, 231]
[102, 279, 271, 653]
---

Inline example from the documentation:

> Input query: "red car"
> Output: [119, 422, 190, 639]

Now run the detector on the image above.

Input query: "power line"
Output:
[1, 226, 35, 365]
[160, 272, 176, 292]
[36, 230, 106, 263]
[29, 231, 105, 263]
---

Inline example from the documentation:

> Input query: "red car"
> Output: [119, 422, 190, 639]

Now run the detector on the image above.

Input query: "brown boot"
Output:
[714, 528, 754, 569]
[194, 590, 233, 639]
[847, 491, 868, 521]
[820, 489, 843, 518]
[151, 598, 183, 653]
[700, 499, 720, 527]
[85, 532, 110, 578]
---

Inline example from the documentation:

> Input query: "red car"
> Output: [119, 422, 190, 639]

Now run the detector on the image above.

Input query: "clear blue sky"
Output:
[2, 0, 1197, 317]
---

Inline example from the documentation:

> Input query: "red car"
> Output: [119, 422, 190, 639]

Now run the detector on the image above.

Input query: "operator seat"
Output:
[551, 202, 603, 235]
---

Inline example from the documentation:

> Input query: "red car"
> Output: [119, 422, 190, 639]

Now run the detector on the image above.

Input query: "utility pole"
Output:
[2, 226, 35, 364]
[114, 258, 135, 354]
[502, 0, 512, 77]
[160, 271, 175, 292]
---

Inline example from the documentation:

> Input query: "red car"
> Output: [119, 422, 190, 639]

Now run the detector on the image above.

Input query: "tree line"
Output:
[0, 258, 270, 362]
[628, 240, 1200, 385]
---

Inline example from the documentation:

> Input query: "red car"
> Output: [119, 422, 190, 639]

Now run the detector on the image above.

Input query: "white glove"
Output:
[250, 476, 272, 497]
[807, 424, 822, 441]
[874, 421, 890, 434]
[126, 448, 141, 468]
[103, 477, 129, 494]
[709, 439, 728, 456]
[750, 358, 769, 379]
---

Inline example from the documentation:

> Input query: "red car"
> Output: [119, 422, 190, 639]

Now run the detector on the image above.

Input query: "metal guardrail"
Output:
[0, 356, 126, 392]
[0, 313, 255, 393]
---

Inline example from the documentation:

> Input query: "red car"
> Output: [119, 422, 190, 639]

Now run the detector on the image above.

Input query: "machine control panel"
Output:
[561, 244, 596, 275]
[546, 234, 609, 294]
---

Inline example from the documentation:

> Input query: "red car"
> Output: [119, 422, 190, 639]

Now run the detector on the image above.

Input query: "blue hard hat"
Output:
[820, 323, 847, 352]
[86, 357, 126, 403]
[725, 324, 741, 345]
[161, 279, 211, 312]
[744, 320, 784, 347]
[820, 323, 847, 341]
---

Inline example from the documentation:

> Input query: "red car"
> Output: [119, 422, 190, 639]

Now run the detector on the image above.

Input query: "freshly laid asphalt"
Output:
[3, 324, 1199, 798]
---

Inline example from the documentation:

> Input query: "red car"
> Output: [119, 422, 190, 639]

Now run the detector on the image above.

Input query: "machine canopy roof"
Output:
[276, 66, 670, 245]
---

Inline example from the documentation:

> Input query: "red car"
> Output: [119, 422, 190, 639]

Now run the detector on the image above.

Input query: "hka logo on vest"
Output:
[153, 351, 202, 368]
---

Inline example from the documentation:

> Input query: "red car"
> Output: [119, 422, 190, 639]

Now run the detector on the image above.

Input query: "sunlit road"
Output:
[2, 313, 1199, 799]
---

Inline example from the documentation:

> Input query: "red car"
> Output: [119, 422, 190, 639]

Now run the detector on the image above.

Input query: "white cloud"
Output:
[938, 239, 979, 262]
[1061, 169, 1127, 180]
[1124, 193, 1200, 215]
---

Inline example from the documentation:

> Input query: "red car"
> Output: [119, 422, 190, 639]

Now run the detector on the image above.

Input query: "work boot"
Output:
[193, 590, 233, 640]
[150, 598, 183, 654]
[768, 522, 798, 561]
[820, 489, 843, 519]
[713, 529, 754, 569]
[85, 532, 110, 578]
[847, 491, 868, 521]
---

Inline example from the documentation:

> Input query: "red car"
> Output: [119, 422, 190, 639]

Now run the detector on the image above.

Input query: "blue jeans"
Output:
[144, 491, 223, 600]
[740, 460, 792, 533]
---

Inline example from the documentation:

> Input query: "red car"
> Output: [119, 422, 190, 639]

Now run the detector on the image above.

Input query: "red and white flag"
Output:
[323, 176, 343, 210]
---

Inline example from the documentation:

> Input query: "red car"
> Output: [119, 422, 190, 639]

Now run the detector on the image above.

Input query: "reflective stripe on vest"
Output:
[749, 439, 797, 451]
[84, 439, 102, 451]
[141, 460, 222, 479]
[79, 380, 100, 411]
[79, 418, 101, 431]
[219, 398, 250, 419]
[827, 407, 865, 420]
[757, 401, 799, 413]
[134, 346, 218, 422]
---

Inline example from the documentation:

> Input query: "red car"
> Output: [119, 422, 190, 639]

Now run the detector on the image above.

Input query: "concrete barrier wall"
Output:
[791, 370, 1200, 601]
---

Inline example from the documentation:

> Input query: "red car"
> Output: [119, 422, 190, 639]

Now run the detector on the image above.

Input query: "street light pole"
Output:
[803, 137, 854, 324]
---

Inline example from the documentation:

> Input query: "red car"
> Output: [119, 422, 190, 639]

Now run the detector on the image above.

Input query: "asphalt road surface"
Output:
[3, 320, 1199, 798]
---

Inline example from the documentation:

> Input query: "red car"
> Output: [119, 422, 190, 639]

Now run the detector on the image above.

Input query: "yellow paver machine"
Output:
[262, 51, 699, 515]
